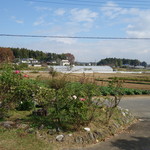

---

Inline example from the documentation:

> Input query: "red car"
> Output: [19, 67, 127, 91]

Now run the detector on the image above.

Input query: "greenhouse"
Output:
[49, 66, 113, 73]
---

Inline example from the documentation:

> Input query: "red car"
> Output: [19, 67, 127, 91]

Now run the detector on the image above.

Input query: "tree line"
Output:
[0, 47, 147, 67]
[0, 47, 75, 64]
[97, 58, 147, 67]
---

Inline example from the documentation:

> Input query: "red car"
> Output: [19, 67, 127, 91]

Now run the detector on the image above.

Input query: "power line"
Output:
[27, 0, 150, 5]
[64, 0, 150, 5]
[1, 34, 150, 40]
[25, 0, 150, 9]
[67, 0, 150, 3]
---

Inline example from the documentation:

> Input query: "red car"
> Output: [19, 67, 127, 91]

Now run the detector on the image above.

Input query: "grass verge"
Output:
[0, 128, 53, 150]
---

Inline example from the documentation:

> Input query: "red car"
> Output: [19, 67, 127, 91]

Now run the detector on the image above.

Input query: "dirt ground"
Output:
[27, 72, 150, 90]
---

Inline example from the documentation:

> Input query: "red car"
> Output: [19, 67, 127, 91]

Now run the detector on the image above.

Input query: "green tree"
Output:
[141, 61, 147, 67]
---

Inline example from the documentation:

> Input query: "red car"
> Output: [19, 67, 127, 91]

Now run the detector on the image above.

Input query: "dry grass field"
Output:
[26, 72, 150, 90]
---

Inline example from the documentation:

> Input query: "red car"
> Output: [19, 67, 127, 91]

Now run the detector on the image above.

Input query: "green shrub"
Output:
[32, 82, 102, 130]
[46, 85, 100, 130]
[34, 87, 55, 109]
[14, 80, 38, 110]
[141, 90, 150, 94]
[134, 89, 142, 95]
[100, 87, 110, 96]
[124, 89, 135, 95]
[0, 65, 39, 115]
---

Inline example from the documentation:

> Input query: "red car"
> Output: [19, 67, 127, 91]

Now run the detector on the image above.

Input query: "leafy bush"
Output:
[14, 79, 39, 110]
[34, 87, 55, 109]
[0, 65, 38, 116]
[141, 90, 150, 95]
[99, 87, 110, 96]
[31, 82, 103, 130]
[123, 88, 134, 95]
[134, 89, 142, 95]
[46, 84, 101, 130]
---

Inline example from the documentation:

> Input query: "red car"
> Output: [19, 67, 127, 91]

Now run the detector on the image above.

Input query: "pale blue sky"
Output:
[0, 0, 150, 63]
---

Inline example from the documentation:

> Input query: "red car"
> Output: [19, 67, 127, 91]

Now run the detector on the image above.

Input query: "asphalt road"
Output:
[120, 96, 150, 119]
[75, 96, 150, 150]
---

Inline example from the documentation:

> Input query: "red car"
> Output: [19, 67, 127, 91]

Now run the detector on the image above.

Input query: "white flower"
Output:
[72, 95, 77, 99]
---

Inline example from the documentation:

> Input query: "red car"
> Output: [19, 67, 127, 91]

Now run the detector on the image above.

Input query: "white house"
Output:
[60, 60, 70, 66]
[20, 58, 39, 64]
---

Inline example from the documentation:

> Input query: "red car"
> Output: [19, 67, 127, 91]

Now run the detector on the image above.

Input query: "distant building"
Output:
[122, 64, 134, 68]
[46, 60, 57, 65]
[60, 60, 70, 66]
[20, 58, 39, 64]
[75, 62, 97, 66]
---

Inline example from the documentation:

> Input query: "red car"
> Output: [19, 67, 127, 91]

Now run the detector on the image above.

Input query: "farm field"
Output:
[27, 72, 150, 90]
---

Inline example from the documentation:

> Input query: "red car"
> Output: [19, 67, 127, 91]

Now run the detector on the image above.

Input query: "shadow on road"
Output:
[111, 136, 150, 150]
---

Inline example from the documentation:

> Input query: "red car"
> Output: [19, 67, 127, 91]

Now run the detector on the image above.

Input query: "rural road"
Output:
[73, 96, 150, 150]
